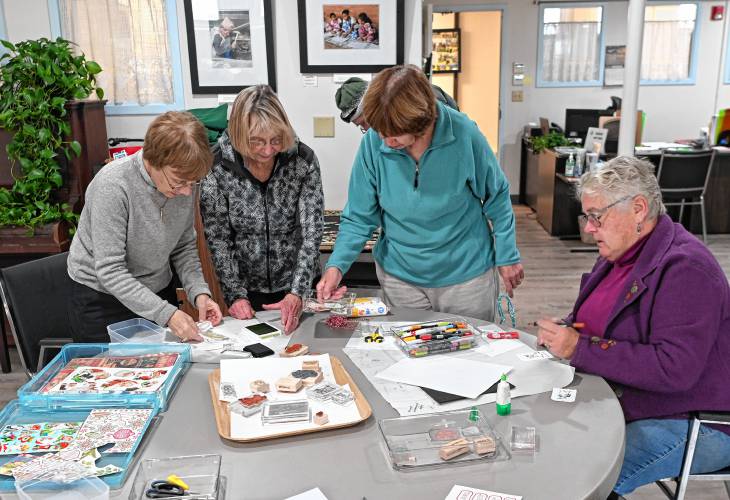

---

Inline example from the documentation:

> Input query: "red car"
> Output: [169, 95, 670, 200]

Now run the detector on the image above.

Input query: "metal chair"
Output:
[655, 412, 730, 499]
[656, 150, 716, 244]
[0, 252, 73, 376]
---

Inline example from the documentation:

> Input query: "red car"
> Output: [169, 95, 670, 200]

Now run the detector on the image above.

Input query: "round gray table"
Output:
[91, 310, 628, 499]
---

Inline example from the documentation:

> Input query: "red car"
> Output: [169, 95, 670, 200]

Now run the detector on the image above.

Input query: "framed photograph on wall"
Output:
[298, 0, 404, 73]
[183, 0, 276, 94]
[432, 28, 460, 73]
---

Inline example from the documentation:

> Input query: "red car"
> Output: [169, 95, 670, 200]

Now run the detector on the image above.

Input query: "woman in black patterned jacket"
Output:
[200, 85, 324, 333]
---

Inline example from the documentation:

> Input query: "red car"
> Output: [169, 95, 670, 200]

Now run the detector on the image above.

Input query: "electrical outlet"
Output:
[313, 116, 335, 137]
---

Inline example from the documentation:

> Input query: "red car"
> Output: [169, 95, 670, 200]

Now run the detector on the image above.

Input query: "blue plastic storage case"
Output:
[17, 343, 191, 412]
[0, 400, 160, 491]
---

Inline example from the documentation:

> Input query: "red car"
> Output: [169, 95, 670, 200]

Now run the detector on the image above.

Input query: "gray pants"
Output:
[375, 263, 499, 321]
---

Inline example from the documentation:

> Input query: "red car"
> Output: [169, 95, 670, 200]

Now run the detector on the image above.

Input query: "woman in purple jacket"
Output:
[537, 156, 730, 498]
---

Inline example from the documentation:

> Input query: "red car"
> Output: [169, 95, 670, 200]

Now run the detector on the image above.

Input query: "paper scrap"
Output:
[445, 484, 522, 500]
[551, 387, 577, 402]
[285, 487, 329, 500]
[375, 357, 512, 400]
[517, 350, 553, 361]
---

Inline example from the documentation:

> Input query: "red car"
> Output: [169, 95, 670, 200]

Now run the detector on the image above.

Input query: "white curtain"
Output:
[541, 22, 601, 83]
[641, 21, 694, 81]
[60, 0, 174, 106]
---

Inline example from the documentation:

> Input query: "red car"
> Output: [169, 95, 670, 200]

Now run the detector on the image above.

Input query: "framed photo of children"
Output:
[432, 29, 461, 73]
[298, 0, 404, 73]
[183, 0, 276, 94]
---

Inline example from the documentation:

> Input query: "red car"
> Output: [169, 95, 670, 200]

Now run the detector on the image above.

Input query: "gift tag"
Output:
[551, 387, 577, 402]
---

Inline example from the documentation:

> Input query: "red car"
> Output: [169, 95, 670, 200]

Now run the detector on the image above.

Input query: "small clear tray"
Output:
[107, 318, 166, 344]
[378, 409, 509, 470]
[302, 290, 356, 315]
[128, 454, 221, 500]
[16, 475, 109, 500]
[390, 318, 480, 357]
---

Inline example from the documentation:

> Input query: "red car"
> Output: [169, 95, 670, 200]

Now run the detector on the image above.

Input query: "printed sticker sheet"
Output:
[0, 422, 81, 455]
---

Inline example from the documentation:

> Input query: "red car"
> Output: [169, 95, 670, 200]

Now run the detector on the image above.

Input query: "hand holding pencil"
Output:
[534, 318, 583, 360]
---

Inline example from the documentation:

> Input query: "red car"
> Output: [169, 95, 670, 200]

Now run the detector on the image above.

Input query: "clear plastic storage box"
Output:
[106, 318, 167, 344]
[0, 400, 159, 492]
[378, 409, 508, 470]
[16, 343, 191, 411]
[390, 319, 480, 357]
[128, 454, 222, 500]
[15, 476, 109, 500]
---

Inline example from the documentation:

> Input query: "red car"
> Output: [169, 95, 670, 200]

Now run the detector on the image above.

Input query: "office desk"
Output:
[28, 309, 622, 500]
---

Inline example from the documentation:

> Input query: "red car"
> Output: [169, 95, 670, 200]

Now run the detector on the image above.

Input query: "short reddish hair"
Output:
[143, 111, 213, 180]
[362, 65, 437, 137]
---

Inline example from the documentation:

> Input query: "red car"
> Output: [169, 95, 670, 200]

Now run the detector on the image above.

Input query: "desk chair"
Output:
[603, 118, 621, 155]
[655, 412, 730, 499]
[0, 252, 73, 376]
[656, 150, 715, 244]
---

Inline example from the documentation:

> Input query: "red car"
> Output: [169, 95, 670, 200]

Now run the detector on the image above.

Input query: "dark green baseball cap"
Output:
[335, 77, 368, 123]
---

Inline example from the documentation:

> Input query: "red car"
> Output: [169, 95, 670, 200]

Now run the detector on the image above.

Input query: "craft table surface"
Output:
[6, 309, 625, 500]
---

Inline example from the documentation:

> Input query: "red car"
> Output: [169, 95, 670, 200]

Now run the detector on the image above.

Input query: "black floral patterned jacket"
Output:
[200, 132, 324, 305]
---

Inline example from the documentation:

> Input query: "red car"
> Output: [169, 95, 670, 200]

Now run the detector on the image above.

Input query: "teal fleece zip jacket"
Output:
[326, 101, 520, 287]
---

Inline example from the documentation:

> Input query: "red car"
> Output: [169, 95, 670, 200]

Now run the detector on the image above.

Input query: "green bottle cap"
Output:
[501, 373, 507, 382]
[468, 406, 479, 422]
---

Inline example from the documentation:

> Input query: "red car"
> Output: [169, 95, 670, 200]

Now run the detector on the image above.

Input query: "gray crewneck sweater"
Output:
[68, 151, 211, 326]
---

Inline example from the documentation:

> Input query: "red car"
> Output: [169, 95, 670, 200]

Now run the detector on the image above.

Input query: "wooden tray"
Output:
[208, 355, 372, 442]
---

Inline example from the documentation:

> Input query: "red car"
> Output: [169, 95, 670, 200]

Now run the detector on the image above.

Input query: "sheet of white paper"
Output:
[375, 357, 512, 399]
[285, 487, 329, 500]
[343, 321, 412, 351]
[476, 339, 523, 357]
[476, 324, 505, 334]
[221, 355, 362, 439]
[445, 484, 522, 500]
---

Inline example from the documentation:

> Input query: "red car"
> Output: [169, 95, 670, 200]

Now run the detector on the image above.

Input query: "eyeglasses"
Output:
[579, 195, 632, 228]
[160, 167, 201, 193]
[249, 137, 283, 149]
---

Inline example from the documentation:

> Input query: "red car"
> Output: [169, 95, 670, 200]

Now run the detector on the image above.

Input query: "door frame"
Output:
[428, 3, 507, 166]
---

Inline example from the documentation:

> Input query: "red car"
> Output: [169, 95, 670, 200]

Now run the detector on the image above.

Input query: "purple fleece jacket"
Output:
[569, 214, 730, 422]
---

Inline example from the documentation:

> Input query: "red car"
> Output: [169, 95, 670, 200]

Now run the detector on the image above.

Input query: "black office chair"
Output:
[0, 252, 73, 376]
[655, 412, 730, 499]
[656, 150, 715, 244]
[603, 119, 620, 155]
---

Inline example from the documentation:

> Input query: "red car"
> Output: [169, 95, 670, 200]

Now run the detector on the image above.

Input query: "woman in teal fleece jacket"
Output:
[317, 65, 523, 320]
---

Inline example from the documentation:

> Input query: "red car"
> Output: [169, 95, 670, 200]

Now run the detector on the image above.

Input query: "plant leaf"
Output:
[69, 140, 81, 157]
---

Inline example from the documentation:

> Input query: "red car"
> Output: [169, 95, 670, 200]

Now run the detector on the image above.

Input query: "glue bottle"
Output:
[496, 374, 511, 416]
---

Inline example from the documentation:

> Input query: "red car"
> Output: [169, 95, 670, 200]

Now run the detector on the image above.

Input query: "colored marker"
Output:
[487, 331, 520, 340]
[532, 321, 585, 330]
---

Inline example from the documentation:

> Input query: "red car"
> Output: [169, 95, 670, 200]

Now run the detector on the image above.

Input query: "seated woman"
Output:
[200, 85, 323, 334]
[536, 156, 730, 498]
[317, 65, 523, 321]
[67, 111, 223, 343]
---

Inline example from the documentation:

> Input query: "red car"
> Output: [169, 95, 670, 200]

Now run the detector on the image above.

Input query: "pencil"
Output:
[532, 321, 585, 330]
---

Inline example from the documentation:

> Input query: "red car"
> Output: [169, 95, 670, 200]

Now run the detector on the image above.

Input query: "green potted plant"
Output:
[0, 37, 104, 243]
[528, 131, 571, 154]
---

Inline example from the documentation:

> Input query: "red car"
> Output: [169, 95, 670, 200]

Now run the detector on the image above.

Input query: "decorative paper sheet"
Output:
[71, 409, 153, 454]
[44, 366, 170, 394]
[40, 353, 178, 393]
[0, 422, 81, 455]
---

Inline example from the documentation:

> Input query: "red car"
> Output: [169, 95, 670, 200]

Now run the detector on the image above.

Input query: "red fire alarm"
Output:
[711, 5, 724, 21]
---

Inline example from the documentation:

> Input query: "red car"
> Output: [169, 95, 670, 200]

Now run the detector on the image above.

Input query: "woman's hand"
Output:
[498, 263, 525, 298]
[316, 267, 348, 300]
[536, 318, 580, 359]
[229, 298, 255, 320]
[263, 293, 302, 334]
[195, 294, 223, 326]
[168, 310, 203, 342]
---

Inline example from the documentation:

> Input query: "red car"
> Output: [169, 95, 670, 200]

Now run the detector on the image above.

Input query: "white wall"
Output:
[5, 0, 730, 202]
[2, 0, 422, 210]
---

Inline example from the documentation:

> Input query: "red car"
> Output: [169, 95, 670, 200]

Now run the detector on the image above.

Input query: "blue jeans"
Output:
[614, 418, 730, 495]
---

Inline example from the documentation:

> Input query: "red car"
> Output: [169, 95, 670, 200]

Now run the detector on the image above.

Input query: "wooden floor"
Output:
[1, 204, 729, 499]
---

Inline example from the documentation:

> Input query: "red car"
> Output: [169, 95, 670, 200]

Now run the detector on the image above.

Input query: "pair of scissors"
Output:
[145, 479, 189, 498]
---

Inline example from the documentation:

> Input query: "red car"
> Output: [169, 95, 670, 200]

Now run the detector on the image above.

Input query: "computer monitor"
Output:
[564, 109, 615, 143]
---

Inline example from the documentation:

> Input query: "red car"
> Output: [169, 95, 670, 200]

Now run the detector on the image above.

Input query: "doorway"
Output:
[430, 9, 503, 154]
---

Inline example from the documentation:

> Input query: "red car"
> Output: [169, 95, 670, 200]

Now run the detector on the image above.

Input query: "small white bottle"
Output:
[565, 153, 575, 177]
[496, 373, 511, 416]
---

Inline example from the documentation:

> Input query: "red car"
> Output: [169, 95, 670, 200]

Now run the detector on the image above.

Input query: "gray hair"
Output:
[577, 155, 666, 219]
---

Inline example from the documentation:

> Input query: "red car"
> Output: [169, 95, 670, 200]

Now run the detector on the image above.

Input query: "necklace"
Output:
[158, 197, 169, 221]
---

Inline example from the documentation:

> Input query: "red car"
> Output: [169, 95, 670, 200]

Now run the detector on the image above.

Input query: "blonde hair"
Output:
[577, 155, 666, 219]
[362, 64, 437, 137]
[228, 85, 296, 158]
[143, 111, 212, 180]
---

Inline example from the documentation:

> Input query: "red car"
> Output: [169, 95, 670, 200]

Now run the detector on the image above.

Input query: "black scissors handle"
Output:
[145, 480, 185, 498]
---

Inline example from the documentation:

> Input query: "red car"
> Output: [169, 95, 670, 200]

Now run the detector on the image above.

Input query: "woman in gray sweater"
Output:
[200, 85, 324, 334]
[67, 112, 222, 342]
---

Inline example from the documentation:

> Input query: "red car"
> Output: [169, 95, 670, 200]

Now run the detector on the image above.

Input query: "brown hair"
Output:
[362, 65, 437, 137]
[228, 85, 296, 158]
[143, 111, 212, 180]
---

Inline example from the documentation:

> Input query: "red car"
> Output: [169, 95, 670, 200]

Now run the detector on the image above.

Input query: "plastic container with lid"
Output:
[106, 318, 167, 344]
[15, 475, 109, 500]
